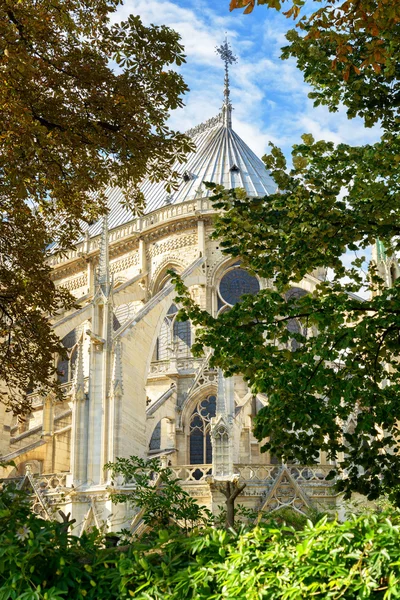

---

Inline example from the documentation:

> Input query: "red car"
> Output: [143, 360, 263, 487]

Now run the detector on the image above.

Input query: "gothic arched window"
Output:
[113, 303, 133, 331]
[217, 265, 260, 313]
[173, 319, 191, 354]
[156, 304, 191, 360]
[57, 329, 78, 383]
[287, 318, 302, 352]
[189, 395, 216, 464]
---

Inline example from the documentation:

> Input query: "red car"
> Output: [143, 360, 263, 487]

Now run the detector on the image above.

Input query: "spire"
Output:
[216, 37, 237, 129]
[216, 368, 227, 416]
[98, 214, 110, 288]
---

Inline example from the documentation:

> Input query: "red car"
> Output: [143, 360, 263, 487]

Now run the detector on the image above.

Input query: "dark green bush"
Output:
[2, 484, 400, 599]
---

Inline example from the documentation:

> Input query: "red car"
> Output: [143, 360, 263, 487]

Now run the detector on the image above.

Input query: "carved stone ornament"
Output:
[185, 113, 223, 138]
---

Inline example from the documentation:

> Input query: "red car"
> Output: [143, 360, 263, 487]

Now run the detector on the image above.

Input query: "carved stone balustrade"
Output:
[170, 465, 212, 483]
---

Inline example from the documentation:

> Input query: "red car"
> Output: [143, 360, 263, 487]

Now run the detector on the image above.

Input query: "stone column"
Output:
[71, 337, 88, 486]
[87, 216, 114, 487]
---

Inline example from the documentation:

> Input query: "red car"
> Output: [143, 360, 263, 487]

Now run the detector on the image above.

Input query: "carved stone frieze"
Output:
[143, 220, 199, 243]
[49, 257, 87, 281]
[56, 274, 88, 292]
[176, 358, 203, 372]
[180, 485, 211, 497]
[110, 252, 139, 274]
[146, 233, 197, 260]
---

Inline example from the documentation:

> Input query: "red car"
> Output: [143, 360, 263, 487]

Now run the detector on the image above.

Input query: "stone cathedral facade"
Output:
[0, 48, 343, 534]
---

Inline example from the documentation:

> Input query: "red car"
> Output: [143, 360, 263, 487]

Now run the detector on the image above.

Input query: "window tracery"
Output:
[156, 303, 191, 360]
[189, 395, 216, 464]
[113, 303, 133, 331]
[217, 265, 260, 313]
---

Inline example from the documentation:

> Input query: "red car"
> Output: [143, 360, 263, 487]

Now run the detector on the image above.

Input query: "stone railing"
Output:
[148, 360, 171, 376]
[30, 473, 69, 518]
[148, 357, 205, 378]
[170, 465, 212, 483]
[0, 471, 70, 519]
[34, 472, 68, 492]
[168, 464, 334, 485]
[0, 472, 68, 492]
[48, 197, 215, 269]
[235, 464, 333, 484]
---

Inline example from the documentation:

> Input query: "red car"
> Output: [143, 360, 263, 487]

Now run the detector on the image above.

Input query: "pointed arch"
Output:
[189, 395, 216, 465]
[155, 303, 191, 360]
[180, 378, 218, 431]
[57, 328, 79, 383]
[150, 258, 186, 295]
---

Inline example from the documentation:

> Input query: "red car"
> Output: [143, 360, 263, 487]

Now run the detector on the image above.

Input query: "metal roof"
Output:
[83, 115, 277, 238]
[82, 40, 277, 238]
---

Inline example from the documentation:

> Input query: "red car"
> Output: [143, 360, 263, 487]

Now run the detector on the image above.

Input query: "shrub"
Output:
[3, 483, 400, 599]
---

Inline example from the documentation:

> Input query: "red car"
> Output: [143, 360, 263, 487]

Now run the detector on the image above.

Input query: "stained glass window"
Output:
[285, 287, 308, 302]
[189, 395, 216, 464]
[57, 358, 69, 384]
[219, 268, 259, 306]
[287, 318, 301, 351]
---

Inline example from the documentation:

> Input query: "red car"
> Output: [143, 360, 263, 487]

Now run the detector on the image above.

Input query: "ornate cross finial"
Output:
[216, 37, 237, 128]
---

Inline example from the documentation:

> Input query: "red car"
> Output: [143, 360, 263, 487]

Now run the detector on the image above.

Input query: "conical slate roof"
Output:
[142, 116, 277, 213]
[85, 41, 277, 237]
[84, 114, 277, 237]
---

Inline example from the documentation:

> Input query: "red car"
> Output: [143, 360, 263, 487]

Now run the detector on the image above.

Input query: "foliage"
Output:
[0, 0, 192, 412]
[105, 456, 212, 532]
[4, 483, 400, 599]
[169, 0, 400, 503]
[0, 484, 111, 599]
[229, 0, 400, 94]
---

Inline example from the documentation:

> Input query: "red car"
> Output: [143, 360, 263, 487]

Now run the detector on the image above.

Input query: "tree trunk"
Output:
[226, 496, 235, 528]
[218, 480, 246, 529]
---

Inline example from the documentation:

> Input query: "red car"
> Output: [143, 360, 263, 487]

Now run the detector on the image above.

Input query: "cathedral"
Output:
[0, 43, 344, 533]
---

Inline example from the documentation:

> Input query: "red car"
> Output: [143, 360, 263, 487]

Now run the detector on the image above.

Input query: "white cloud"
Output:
[114, 0, 231, 65]
[113, 0, 382, 160]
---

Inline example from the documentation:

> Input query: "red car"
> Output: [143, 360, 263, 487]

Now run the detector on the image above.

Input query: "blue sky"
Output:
[112, 0, 376, 290]
[114, 0, 381, 161]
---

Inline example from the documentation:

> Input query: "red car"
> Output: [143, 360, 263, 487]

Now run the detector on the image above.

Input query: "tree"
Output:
[0, 0, 192, 412]
[213, 479, 246, 529]
[171, 1, 400, 503]
[106, 456, 211, 533]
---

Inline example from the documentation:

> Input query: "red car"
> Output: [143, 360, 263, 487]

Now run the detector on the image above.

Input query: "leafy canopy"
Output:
[171, 0, 400, 503]
[0, 0, 192, 412]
